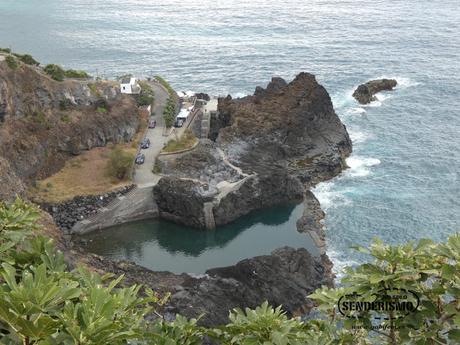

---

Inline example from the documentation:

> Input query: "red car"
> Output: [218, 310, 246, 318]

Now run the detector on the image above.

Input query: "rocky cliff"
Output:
[79, 246, 333, 326]
[154, 73, 352, 229]
[0, 59, 140, 201]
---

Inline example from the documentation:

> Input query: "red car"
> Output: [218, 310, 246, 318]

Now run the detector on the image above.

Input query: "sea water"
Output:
[1, 0, 459, 274]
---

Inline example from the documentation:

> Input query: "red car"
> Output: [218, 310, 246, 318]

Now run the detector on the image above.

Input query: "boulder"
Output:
[352, 78, 398, 104]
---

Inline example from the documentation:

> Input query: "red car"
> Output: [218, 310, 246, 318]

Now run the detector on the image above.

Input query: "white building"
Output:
[120, 77, 141, 94]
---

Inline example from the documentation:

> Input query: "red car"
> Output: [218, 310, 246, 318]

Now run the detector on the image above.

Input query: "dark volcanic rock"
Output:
[154, 73, 352, 228]
[40, 185, 135, 231]
[84, 246, 333, 327]
[153, 177, 217, 228]
[169, 247, 333, 326]
[215, 73, 352, 181]
[352, 78, 398, 104]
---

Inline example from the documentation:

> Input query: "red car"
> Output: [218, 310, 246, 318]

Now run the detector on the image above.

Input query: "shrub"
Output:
[88, 83, 102, 97]
[137, 81, 155, 107]
[0, 47, 11, 54]
[106, 146, 134, 180]
[138, 93, 154, 106]
[44, 64, 65, 81]
[5, 55, 18, 70]
[60, 114, 71, 123]
[59, 98, 73, 110]
[155, 75, 175, 96]
[64, 69, 90, 79]
[13, 53, 39, 66]
[163, 97, 177, 128]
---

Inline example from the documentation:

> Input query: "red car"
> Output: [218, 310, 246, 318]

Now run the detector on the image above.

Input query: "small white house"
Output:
[120, 77, 141, 94]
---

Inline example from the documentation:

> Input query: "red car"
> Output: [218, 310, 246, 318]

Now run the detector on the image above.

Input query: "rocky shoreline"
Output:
[0, 57, 352, 326]
[39, 184, 135, 231]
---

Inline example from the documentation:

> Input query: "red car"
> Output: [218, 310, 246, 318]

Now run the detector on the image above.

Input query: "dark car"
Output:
[135, 153, 145, 165]
[140, 138, 150, 149]
[148, 120, 156, 128]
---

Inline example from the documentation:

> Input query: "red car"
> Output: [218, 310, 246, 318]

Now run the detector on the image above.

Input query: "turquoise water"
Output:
[81, 204, 319, 274]
[1, 0, 459, 274]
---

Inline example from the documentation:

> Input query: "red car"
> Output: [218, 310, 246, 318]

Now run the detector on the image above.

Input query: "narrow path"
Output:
[133, 82, 170, 187]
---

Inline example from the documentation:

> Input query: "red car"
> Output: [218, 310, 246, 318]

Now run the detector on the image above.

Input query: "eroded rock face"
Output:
[82, 246, 333, 327]
[352, 78, 397, 104]
[154, 73, 352, 228]
[0, 60, 140, 201]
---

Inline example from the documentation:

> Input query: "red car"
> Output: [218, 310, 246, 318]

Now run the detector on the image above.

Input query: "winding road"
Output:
[133, 81, 170, 187]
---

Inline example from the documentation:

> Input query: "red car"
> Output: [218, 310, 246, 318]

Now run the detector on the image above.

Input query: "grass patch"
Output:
[162, 129, 198, 153]
[5, 55, 18, 70]
[96, 106, 107, 113]
[30, 146, 133, 203]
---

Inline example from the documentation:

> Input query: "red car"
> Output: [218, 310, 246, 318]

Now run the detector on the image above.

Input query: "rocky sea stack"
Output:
[154, 72, 352, 232]
[352, 78, 398, 104]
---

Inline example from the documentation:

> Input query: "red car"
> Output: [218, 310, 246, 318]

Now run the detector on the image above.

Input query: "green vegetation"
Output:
[59, 99, 73, 111]
[1, 198, 460, 344]
[155, 75, 175, 96]
[13, 53, 39, 66]
[162, 129, 198, 153]
[64, 69, 90, 79]
[60, 114, 71, 123]
[29, 111, 52, 130]
[0, 47, 11, 54]
[137, 81, 155, 107]
[96, 106, 107, 113]
[5, 55, 18, 70]
[44, 64, 90, 81]
[44, 64, 65, 81]
[106, 146, 134, 180]
[87, 83, 102, 97]
[163, 97, 177, 128]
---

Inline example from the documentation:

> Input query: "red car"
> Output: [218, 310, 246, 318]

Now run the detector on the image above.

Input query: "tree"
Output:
[106, 146, 134, 180]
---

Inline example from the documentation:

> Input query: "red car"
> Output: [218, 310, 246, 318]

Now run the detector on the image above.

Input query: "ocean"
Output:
[1, 0, 459, 275]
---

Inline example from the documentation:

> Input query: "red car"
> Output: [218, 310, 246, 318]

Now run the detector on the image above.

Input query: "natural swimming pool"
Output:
[80, 203, 318, 274]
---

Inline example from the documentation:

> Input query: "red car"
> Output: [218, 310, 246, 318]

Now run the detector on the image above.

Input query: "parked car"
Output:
[140, 138, 150, 149]
[135, 153, 145, 165]
[148, 120, 156, 128]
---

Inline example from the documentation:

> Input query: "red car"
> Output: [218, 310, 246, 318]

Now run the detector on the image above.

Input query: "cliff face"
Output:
[81, 246, 333, 327]
[154, 73, 352, 229]
[0, 60, 140, 201]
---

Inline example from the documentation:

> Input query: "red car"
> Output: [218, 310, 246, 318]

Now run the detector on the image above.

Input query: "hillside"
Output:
[0, 55, 141, 201]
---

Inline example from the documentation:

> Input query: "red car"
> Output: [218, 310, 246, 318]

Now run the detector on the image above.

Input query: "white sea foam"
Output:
[312, 181, 351, 212]
[375, 93, 392, 102]
[345, 156, 381, 177]
[348, 129, 369, 144]
[395, 77, 420, 89]
[373, 75, 420, 89]
[348, 107, 366, 114]
[327, 248, 359, 281]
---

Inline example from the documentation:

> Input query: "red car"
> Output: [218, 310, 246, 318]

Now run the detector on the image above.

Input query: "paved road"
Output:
[133, 82, 170, 187]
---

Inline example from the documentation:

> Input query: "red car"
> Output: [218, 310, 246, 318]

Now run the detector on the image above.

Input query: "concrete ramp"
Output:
[203, 202, 216, 230]
[70, 186, 158, 234]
